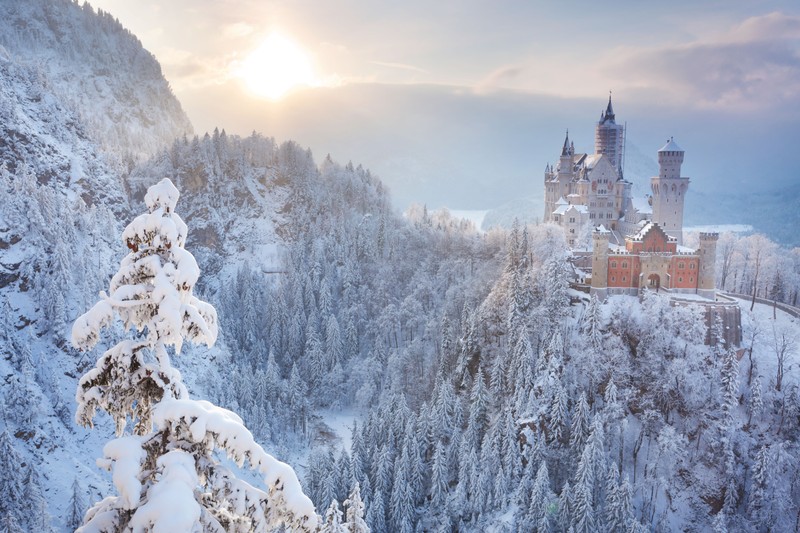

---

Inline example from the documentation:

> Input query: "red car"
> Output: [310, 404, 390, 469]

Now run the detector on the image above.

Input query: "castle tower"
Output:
[559, 129, 574, 173]
[545, 130, 574, 221]
[590, 226, 610, 300]
[651, 138, 690, 245]
[594, 95, 625, 174]
[698, 232, 719, 299]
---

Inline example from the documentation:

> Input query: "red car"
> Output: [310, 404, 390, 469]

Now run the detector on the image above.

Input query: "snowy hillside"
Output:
[0, 0, 192, 163]
[0, 46, 125, 210]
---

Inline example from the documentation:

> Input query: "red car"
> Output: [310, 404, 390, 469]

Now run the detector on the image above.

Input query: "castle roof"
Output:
[594, 224, 610, 234]
[554, 203, 588, 216]
[561, 130, 571, 156]
[658, 137, 683, 152]
[600, 94, 616, 124]
[584, 154, 601, 169]
[629, 221, 676, 242]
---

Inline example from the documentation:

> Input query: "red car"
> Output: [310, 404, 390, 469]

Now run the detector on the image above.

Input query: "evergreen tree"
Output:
[557, 481, 573, 532]
[430, 441, 449, 510]
[321, 500, 348, 533]
[0, 432, 25, 528]
[68, 478, 87, 532]
[720, 346, 740, 433]
[570, 482, 595, 533]
[344, 482, 370, 533]
[366, 488, 386, 533]
[390, 451, 415, 533]
[605, 470, 634, 533]
[22, 467, 51, 532]
[71, 179, 318, 531]
[528, 461, 554, 532]
[548, 376, 569, 446]
[570, 392, 591, 453]
[581, 295, 604, 350]
[747, 375, 763, 426]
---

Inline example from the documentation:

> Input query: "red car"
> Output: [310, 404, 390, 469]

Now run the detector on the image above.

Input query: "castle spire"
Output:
[604, 92, 615, 123]
[561, 129, 570, 156]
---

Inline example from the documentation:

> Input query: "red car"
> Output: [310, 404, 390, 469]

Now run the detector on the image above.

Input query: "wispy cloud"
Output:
[222, 22, 255, 39]
[474, 65, 523, 94]
[369, 60, 428, 73]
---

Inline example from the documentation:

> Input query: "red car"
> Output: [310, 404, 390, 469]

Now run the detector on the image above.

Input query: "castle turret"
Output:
[595, 95, 625, 174]
[545, 131, 574, 222]
[698, 232, 718, 299]
[559, 130, 573, 171]
[590, 226, 610, 300]
[651, 137, 690, 245]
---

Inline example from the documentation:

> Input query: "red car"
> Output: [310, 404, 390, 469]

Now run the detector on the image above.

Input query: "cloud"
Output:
[475, 65, 523, 94]
[606, 12, 800, 113]
[726, 11, 800, 42]
[369, 61, 428, 73]
[222, 22, 255, 39]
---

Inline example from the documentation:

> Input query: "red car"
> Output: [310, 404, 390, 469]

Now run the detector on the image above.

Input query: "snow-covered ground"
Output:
[738, 298, 800, 391]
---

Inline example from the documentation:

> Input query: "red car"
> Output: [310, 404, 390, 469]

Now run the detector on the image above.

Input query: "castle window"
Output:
[690, 277, 694, 283]
[690, 263, 695, 270]
[622, 276, 626, 282]
[611, 276, 616, 282]
[679, 277, 683, 282]
[569, 217, 575, 223]
[622, 262, 628, 268]
[590, 213, 595, 219]
[569, 229, 575, 234]
[611, 261, 617, 268]
[679, 262, 685, 269]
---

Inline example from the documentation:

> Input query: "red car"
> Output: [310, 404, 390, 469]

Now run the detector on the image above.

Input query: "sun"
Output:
[238, 33, 315, 100]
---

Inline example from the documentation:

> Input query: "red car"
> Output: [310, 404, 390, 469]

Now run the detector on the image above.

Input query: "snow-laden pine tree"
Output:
[343, 482, 369, 533]
[71, 178, 318, 532]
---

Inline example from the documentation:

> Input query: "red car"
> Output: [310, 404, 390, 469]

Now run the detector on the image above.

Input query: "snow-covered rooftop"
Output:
[554, 203, 589, 215]
[658, 137, 683, 152]
[630, 221, 676, 242]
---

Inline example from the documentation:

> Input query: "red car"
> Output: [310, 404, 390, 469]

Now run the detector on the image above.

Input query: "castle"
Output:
[545, 97, 741, 345]
[543, 96, 715, 297]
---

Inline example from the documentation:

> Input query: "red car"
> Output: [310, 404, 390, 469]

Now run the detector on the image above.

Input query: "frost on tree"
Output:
[71, 178, 318, 532]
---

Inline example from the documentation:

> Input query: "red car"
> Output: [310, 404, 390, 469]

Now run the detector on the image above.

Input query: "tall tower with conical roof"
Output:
[594, 94, 625, 175]
[544, 130, 574, 221]
[651, 137, 690, 245]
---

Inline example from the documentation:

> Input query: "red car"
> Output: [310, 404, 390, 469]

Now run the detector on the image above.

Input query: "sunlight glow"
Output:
[238, 33, 315, 100]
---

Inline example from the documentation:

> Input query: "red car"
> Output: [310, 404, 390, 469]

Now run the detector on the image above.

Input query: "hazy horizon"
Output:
[90, 1, 800, 213]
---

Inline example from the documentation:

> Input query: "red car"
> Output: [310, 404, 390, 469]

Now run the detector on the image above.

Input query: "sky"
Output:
[92, 0, 800, 212]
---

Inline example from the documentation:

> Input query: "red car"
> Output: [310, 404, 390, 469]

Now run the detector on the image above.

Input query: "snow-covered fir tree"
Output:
[71, 178, 318, 531]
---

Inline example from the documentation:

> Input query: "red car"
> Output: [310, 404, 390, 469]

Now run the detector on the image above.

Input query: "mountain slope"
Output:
[0, 0, 192, 163]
